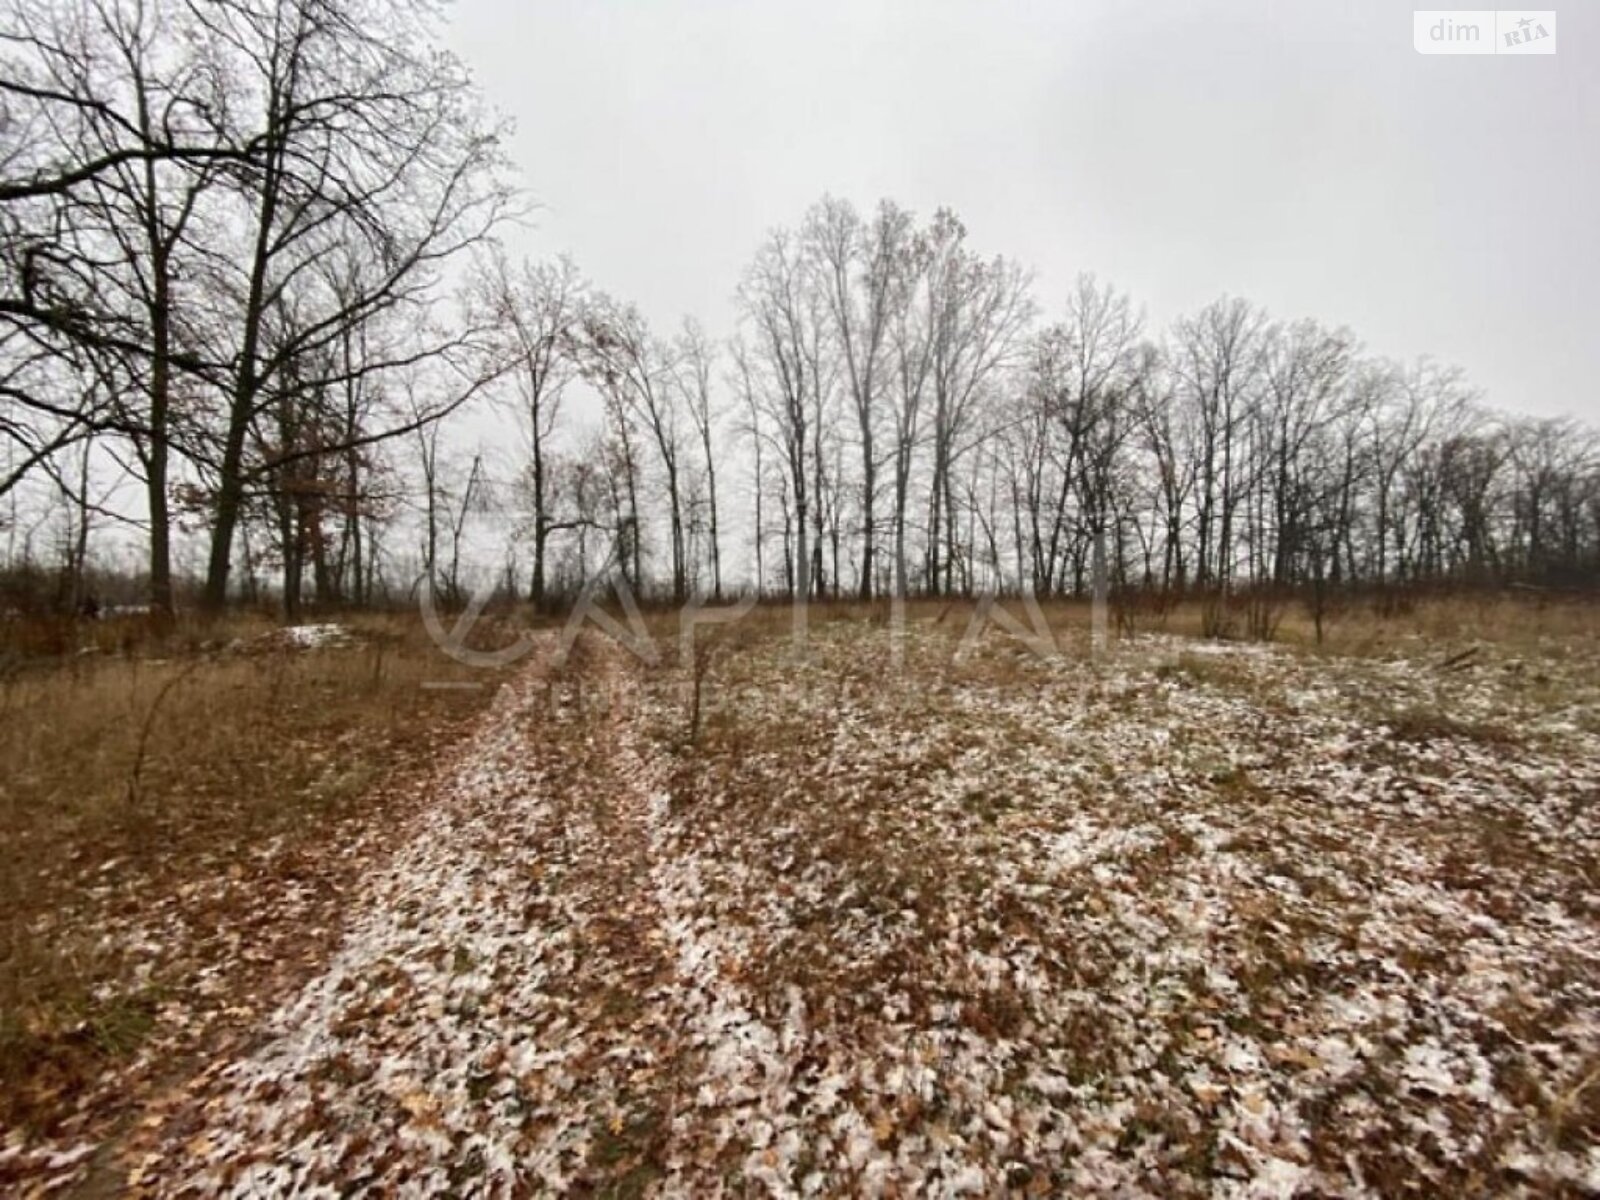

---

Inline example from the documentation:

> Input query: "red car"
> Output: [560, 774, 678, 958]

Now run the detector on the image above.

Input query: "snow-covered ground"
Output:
[29, 621, 1599, 1196]
[276, 623, 353, 650]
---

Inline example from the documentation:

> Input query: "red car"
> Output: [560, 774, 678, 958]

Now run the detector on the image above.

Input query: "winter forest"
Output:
[4, 0, 1597, 625]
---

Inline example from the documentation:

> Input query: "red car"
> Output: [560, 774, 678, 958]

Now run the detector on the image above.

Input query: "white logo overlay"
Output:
[1414, 11, 1556, 54]
[419, 531, 1113, 684]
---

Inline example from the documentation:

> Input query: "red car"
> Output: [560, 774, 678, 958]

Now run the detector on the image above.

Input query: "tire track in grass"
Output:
[138, 638, 575, 1193]
[130, 634, 705, 1196]
[595, 635, 810, 1193]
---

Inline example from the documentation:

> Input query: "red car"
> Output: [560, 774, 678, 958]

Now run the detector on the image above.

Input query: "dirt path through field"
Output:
[96, 632, 741, 1194]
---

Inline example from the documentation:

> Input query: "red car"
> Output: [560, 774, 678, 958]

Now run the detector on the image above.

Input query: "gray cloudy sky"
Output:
[445, 0, 1597, 422]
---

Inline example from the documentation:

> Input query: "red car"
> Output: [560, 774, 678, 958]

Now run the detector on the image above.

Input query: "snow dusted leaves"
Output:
[120, 624, 1600, 1196]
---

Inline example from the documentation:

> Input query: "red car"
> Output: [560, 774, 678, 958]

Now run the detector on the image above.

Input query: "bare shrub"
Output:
[1242, 587, 1286, 643]
[1113, 586, 1175, 639]
[1200, 590, 1238, 640]
[684, 623, 749, 745]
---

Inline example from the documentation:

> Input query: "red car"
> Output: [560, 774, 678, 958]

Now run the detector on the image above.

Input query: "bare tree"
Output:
[674, 317, 722, 600]
[1172, 296, 1267, 598]
[885, 224, 935, 599]
[729, 335, 771, 594]
[574, 295, 685, 601]
[469, 252, 584, 610]
[1255, 319, 1354, 585]
[805, 196, 909, 599]
[921, 209, 1032, 595]
[194, 0, 515, 610]
[738, 228, 830, 603]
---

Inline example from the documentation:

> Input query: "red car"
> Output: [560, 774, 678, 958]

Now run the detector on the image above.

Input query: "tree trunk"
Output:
[202, 139, 282, 611]
[146, 242, 174, 617]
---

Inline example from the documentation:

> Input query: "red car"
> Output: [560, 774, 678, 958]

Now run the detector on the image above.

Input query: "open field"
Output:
[2, 597, 1599, 1196]
[0, 612, 516, 1183]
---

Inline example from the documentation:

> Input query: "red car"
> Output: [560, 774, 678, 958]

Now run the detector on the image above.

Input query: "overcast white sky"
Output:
[444, 0, 1596, 423]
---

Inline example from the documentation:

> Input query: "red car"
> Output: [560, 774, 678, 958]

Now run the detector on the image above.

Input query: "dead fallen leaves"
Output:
[9, 624, 1600, 1197]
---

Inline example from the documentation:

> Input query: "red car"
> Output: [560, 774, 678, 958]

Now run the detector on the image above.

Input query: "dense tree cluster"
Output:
[431, 198, 1600, 619]
[729, 200, 1599, 613]
[1, 0, 514, 615]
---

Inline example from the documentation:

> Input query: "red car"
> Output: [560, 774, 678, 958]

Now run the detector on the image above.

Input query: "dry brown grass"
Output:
[0, 610, 511, 1132]
[1270, 592, 1600, 656]
[629, 589, 1600, 695]
[0, 608, 275, 667]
